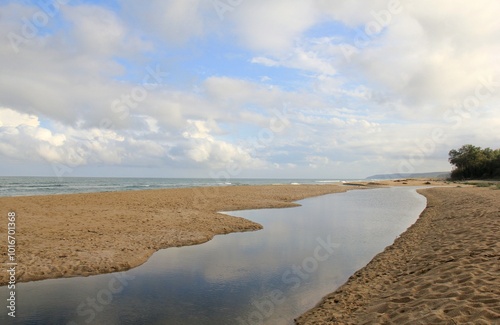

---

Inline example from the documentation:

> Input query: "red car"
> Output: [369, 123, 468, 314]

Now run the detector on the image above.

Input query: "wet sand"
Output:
[296, 186, 500, 324]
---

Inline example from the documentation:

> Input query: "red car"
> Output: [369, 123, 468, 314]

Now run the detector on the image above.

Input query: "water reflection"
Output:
[0, 187, 427, 324]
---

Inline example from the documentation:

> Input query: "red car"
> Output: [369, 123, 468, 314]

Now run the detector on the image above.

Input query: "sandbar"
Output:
[1, 184, 356, 285]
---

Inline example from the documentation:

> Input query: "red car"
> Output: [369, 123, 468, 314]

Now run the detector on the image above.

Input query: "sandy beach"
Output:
[296, 186, 500, 324]
[1, 183, 358, 285]
[2, 179, 497, 324]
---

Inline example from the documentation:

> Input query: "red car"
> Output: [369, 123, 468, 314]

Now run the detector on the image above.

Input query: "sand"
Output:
[296, 186, 500, 324]
[0, 184, 356, 285]
[3, 179, 497, 324]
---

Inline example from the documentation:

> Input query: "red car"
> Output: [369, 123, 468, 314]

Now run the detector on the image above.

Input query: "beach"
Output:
[0, 183, 358, 285]
[296, 186, 500, 324]
[2, 180, 498, 324]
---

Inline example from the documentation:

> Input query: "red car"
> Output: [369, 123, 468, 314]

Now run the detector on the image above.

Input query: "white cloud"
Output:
[34, 128, 66, 146]
[143, 116, 160, 133]
[62, 5, 149, 56]
[118, 0, 209, 44]
[0, 108, 67, 162]
[1, 1, 500, 178]
[252, 42, 337, 76]
[202, 76, 290, 117]
[333, 0, 500, 114]
[317, 0, 399, 26]
[230, 0, 318, 53]
[306, 155, 331, 168]
[247, 0, 500, 121]
[182, 120, 213, 139]
[0, 107, 39, 128]
[251, 57, 278, 67]
[181, 119, 265, 169]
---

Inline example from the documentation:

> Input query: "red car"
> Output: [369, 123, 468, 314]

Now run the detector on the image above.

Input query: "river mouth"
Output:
[1, 187, 427, 325]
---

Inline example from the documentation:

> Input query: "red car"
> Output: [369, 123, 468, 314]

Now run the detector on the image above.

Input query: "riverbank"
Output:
[1, 184, 365, 285]
[296, 186, 500, 324]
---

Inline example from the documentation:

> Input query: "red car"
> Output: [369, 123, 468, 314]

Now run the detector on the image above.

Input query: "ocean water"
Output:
[0, 176, 363, 197]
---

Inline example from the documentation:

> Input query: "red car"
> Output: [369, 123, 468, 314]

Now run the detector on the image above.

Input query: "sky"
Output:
[0, 0, 499, 179]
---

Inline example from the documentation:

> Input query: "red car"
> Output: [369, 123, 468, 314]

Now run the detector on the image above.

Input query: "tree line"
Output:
[449, 144, 500, 180]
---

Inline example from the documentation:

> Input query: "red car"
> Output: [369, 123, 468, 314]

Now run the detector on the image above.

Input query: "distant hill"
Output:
[366, 171, 450, 180]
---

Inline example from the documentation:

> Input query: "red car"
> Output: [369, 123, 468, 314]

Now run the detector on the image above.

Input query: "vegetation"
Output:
[448, 144, 500, 180]
[469, 182, 494, 187]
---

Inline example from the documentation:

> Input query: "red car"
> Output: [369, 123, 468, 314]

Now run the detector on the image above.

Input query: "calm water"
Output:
[0, 177, 362, 197]
[0, 187, 427, 324]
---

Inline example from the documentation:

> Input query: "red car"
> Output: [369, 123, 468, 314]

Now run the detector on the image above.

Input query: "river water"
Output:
[0, 187, 427, 324]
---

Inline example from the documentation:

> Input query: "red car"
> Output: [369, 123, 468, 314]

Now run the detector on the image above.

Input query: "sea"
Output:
[0, 176, 365, 197]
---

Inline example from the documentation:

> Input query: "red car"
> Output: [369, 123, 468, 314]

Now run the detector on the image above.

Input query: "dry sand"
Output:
[0, 184, 357, 285]
[296, 186, 500, 324]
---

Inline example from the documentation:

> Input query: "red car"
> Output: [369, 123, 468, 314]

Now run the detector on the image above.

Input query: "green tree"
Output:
[449, 144, 482, 179]
[449, 144, 500, 179]
[490, 149, 500, 178]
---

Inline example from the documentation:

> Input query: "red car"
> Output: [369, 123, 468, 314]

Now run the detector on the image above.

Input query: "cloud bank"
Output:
[1, 0, 499, 178]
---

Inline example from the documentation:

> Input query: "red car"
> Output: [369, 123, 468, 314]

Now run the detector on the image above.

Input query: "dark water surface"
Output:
[0, 187, 427, 324]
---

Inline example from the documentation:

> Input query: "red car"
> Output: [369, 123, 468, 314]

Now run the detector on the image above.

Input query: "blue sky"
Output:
[1, 0, 499, 179]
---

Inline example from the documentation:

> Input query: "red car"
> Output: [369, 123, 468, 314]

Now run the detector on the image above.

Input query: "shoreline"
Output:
[0, 177, 453, 199]
[4, 178, 487, 323]
[1, 183, 366, 286]
[295, 186, 500, 324]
